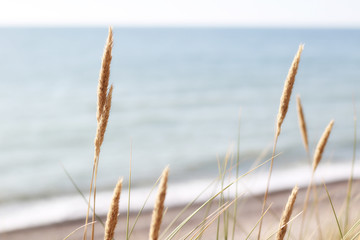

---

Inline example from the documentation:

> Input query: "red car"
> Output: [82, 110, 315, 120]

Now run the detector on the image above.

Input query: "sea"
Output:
[0, 27, 360, 231]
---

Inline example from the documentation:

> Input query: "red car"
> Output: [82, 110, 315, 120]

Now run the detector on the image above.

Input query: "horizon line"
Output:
[0, 24, 360, 29]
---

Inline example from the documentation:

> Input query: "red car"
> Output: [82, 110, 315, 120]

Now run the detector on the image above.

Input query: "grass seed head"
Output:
[276, 185, 299, 240]
[104, 178, 123, 240]
[276, 44, 304, 137]
[296, 95, 309, 153]
[149, 167, 169, 240]
[313, 120, 335, 172]
[97, 27, 113, 123]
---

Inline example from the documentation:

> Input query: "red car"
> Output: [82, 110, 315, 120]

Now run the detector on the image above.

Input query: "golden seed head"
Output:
[97, 27, 113, 123]
[95, 85, 113, 158]
[313, 120, 335, 172]
[296, 95, 309, 153]
[276, 44, 304, 137]
[104, 178, 123, 240]
[276, 185, 299, 240]
[149, 167, 169, 240]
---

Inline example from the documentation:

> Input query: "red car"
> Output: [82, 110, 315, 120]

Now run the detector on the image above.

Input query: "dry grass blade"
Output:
[276, 44, 304, 137]
[63, 222, 95, 240]
[97, 27, 113, 123]
[160, 177, 218, 239]
[61, 164, 105, 227]
[192, 199, 238, 240]
[179, 198, 239, 240]
[149, 167, 169, 240]
[276, 186, 299, 240]
[131, 175, 163, 238]
[104, 178, 123, 240]
[343, 217, 360, 239]
[296, 95, 309, 153]
[126, 141, 133, 240]
[351, 231, 360, 240]
[245, 203, 273, 240]
[345, 99, 357, 230]
[232, 110, 241, 240]
[166, 157, 274, 240]
[265, 211, 303, 240]
[313, 120, 335, 172]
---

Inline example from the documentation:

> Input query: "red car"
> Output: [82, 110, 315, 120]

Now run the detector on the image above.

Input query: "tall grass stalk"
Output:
[104, 178, 123, 240]
[126, 140, 132, 240]
[257, 44, 304, 240]
[91, 84, 114, 240]
[324, 181, 344, 239]
[192, 199, 238, 240]
[244, 204, 273, 240]
[296, 94, 324, 238]
[222, 151, 232, 240]
[83, 27, 114, 240]
[61, 164, 105, 227]
[232, 110, 241, 240]
[129, 175, 162, 238]
[276, 186, 299, 240]
[345, 100, 357, 230]
[300, 120, 334, 239]
[149, 167, 169, 240]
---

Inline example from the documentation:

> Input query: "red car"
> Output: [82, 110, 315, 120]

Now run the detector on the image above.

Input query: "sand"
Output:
[1, 179, 360, 240]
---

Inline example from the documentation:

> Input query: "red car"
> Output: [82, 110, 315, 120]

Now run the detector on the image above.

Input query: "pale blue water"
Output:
[0, 28, 359, 227]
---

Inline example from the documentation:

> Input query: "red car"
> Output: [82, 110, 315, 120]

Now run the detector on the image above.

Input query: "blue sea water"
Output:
[0, 27, 360, 230]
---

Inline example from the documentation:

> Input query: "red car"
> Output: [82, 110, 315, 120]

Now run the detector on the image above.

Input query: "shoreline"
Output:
[1, 162, 357, 233]
[2, 178, 359, 239]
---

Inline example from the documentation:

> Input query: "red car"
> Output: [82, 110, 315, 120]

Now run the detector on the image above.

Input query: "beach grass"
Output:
[75, 29, 360, 240]
[4, 29, 360, 240]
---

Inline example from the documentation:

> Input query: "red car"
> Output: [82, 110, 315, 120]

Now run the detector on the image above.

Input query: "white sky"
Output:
[0, 0, 359, 27]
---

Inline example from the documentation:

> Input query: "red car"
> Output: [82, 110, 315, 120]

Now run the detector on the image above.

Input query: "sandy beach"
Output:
[2, 179, 359, 240]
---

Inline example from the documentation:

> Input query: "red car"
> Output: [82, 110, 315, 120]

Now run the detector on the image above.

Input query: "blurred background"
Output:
[0, 0, 360, 231]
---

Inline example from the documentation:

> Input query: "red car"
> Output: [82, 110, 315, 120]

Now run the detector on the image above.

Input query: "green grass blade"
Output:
[197, 178, 220, 240]
[244, 203, 272, 240]
[164, 157, 273, 240]
[343, 216, 360, 239]
[286, 222, 293, 240]
[61, 164, 105, 227]
[63, 221, 95, 240]
[128, 174, 162, 238]
[323, 181, 343, 239]
[265, 211, 303, 240]
[126, 141, 132, 240]
[232, 109, 241, 240]
[160, 177, 218, 239]
[178, 198, 238, 240]
[345, 98, 357, 230]
[350, 230, 360, 240]
[192, 199, 237, 240]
